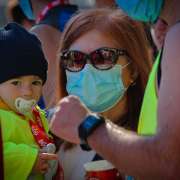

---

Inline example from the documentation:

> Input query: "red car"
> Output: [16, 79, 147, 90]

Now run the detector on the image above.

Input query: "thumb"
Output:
[40, 153, 58, 161]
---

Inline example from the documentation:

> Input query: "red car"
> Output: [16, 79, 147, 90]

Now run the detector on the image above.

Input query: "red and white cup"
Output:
[84, 160, 123, 180]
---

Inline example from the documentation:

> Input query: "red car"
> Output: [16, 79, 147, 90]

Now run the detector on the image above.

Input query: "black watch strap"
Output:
[78, 114, 105, 151]
[80, 141, 92, 151]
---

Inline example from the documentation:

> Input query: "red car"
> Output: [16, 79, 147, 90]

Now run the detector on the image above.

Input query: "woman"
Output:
[57, 8, 152, 180]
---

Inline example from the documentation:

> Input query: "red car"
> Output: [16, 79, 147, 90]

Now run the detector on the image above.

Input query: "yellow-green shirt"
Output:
[0, 104, 49, 180]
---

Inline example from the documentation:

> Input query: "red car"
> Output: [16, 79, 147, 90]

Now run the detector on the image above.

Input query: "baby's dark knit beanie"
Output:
[0, 22, 48, 84]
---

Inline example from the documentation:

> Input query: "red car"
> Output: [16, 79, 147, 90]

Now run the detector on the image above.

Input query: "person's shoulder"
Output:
[165, 22, 180, 45]
[30, 24, 50, 39]
[161, 22, 180, 78]
[169, 22, 180, 32]
[0, 109, 8, 122]
[0, 109, 15, 117]
[30, 24, 61, 46]
[163, 22, 180, 61]
[0, 109, 21, 131]
[30, 24, 61, 37]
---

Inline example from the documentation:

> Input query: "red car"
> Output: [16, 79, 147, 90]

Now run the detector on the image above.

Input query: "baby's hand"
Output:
[32, 152, 58, 174]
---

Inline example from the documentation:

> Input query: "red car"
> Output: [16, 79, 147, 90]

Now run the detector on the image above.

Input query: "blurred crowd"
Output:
[0, 0, 180, 180]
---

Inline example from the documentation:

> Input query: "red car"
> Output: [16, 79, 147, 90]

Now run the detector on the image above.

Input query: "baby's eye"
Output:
[11, 81, 21, 86]
[32, 80, 43, 86]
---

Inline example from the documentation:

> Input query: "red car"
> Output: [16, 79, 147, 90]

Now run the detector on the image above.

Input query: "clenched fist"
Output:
[50, 95, 91, 144]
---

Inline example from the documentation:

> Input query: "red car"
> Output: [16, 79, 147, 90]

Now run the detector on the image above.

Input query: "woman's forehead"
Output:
[69, 30, 120, 53]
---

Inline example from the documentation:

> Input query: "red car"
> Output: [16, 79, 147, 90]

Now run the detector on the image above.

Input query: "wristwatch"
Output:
[78, 114, 105, 151]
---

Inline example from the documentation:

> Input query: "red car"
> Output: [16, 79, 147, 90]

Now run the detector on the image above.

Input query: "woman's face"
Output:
[65, 30, 133, 122]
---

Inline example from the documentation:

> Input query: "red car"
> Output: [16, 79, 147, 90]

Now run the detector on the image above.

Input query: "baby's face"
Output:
[0, 75, 43, 112]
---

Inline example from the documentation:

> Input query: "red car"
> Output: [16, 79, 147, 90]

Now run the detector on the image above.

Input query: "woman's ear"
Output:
[130, 63, 138, 83]
[132, 71, 138, 81]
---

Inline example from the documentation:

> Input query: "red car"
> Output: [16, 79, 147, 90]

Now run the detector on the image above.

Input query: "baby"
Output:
[0, 23, 62, 179]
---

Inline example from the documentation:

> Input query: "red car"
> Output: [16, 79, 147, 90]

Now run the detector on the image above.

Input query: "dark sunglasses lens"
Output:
[61, 51, 85, 72]
[91, 49, 116, 70]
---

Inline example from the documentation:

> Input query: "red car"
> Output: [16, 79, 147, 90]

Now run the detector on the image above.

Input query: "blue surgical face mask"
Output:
[66, 64, 128, 113]
[115, 0, 164, 23]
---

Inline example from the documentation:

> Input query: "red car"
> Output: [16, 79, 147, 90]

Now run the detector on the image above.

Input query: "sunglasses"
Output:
[60, 47, 128, 72]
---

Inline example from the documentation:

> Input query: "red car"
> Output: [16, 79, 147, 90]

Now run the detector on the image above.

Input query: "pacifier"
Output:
[15, 97, 36, 115]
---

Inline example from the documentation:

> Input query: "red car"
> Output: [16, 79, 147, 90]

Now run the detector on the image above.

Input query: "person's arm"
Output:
[90, 24, 180, 180]
[50, 24, 180, 179]
[90, 23, 180, 179]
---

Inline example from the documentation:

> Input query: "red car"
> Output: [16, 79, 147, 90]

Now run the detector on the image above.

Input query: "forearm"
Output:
[50, 95, 180, 179]
[88, 120, 177, 179]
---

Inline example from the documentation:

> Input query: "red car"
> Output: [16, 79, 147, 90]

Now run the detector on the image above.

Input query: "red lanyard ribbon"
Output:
[29, 108, 54, 148]
[16, 108, 65, 180]
[36, 0, 69, 24]
[30, 108, 65, 180]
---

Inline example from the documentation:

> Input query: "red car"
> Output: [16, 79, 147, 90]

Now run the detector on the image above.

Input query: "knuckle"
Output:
[69, 95, 80, 101]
